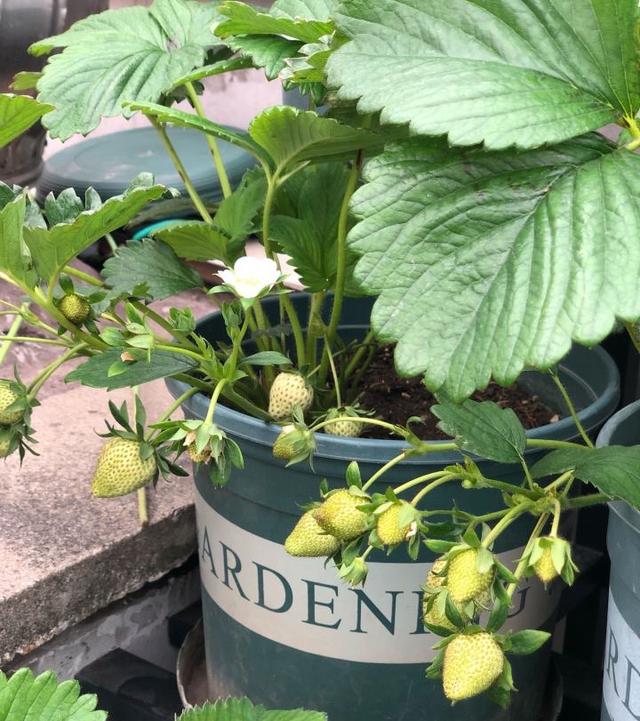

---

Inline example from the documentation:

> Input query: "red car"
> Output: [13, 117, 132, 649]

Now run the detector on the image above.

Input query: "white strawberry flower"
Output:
[218, 257, 281, 299]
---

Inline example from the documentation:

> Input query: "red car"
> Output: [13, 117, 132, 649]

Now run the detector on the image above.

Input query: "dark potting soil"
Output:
[352, 345, 560, 441]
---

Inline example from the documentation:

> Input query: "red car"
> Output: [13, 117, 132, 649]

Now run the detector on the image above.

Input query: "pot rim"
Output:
[169, 308, 620, 465]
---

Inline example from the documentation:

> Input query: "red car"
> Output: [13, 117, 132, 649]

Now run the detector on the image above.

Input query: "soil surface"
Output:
[352, 346, 560, 441]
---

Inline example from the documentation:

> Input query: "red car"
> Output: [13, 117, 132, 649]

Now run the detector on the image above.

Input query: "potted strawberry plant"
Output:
[2, 0, 640, 720]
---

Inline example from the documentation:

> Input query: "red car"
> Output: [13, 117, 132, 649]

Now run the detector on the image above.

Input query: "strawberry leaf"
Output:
[31, 0, 220, 139]
[506, 629, 551, 656]
[66, 350, 197, 390]
[0, 669, 106, 721]
[177, 698, 326, 720]
[0, 94, 53, 148]
[432, 398, 525, 464]
[0, 193, 37, 287]
[349, 134, 640, 400]
[328, 0, 640, 150]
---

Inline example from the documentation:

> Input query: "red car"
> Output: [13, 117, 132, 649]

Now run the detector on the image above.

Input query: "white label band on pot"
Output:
[196, 489, 560, 664]
[603, 592, 640, 721]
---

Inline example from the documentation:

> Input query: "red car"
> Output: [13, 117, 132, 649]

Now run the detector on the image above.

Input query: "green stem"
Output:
[393, 470, 454, 495]
[526, 438, 587, 451]
[550, 498, 562, 537]
[64, 266, 103, 287]
[131, 301, 199, 350]
[563, 492, 610, 510]
[362, 450, 413, 491]
[282, 294, 306, 368]
[0, 305, 27, 365]
[153, 387, 199, 427]
[105, 233, 118, 254]
[481, 501, 533, 548]
[549, 369, 593, 448]
[205, 379, 228, 425]
[324, 335, 342, 407]
[28, 344, 86, 399]
[222, 385, 271, 420]
[156, 343, 204, 362]
[319, 153, 361, 383]
[0, 335, 70, 346]
[544, 469, 574, 493]
[344, 329, 376, 381]
[410, 475, 455, 507]
[312, 416, 406, 439]
[149, 117, 214, 224]
[506, 513, 550, 599]
[185, 82, 232, 199]
[262, 177, 278, 259]
[305, 292, 325, 369]
[137, 488, 149, 527]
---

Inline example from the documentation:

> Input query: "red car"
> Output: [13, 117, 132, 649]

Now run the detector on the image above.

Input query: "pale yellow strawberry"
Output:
[376, 502, 413, 545]
[443, 633, 505, 701]
[268, 373, 313, 421]
[91, 438, 157, 498]
[313, 489, 369, 541]
[285, 511, 340, 557]
[447, 548, 494, 605]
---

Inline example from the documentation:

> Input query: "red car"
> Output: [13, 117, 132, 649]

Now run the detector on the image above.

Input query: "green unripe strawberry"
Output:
[423, 558, 456, 631]
[92, 438, 157, 498]
[533, 546, 558, 585]
[0, 429, 14, 458]
[58, 293, 91, 324]
[443, 633, 505, 702]
[324, 408, 362, 438]
[426, 557, 448, 590]
[447, 548, 495, 605]
[268, 373, 313, 422]
[0, 380, 25, 425]
[272, 424, 316, 463]
[313, 489, 369, 541]
[423, 599, 457, 633]
[376, 502, 413, 545]
[284, 511, 340, 557]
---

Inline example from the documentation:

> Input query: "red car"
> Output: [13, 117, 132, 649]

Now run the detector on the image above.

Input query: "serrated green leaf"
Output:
[271, 163, 358, 292]
[0, 193, 36, 287]
[0, 668, 107, 721]
[214, 169, 266, 242]
[328, 0, 640, 150]
[177, 697, 326, 720]
[271, 0, 335, 20]
[224, 35, 303, 80]
[535, 445, 640, 509]
[66, 349, 196, 390]
[432, 398, 526, 464]
[530, 447, 593, 479]
[507, 629, 551, 656]
[216, 1, 332, 43]
[241, 351, 291, 366]
[102, 238, 203, 300]
[169, 56, 254, 90]
[43, 188, 84, 227]
[249, 106, 378, 172]
[154, 221, 233, 263]
[10, 72, 43, 92]
[24, 183, 167, 282]
[349, 133, 640, 400]
[0, 94, 53, 148]
[31, 0, 220, 139]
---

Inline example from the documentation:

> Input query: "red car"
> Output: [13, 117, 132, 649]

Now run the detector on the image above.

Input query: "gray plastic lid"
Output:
[37, 125, 255, 202]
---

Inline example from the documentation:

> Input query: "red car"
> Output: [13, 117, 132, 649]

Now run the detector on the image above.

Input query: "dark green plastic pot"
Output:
[597, 401, 640, 721]
[168, 295, 620, 721]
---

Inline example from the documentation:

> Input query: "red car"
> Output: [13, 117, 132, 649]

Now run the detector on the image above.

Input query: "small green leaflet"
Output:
[154, 222, 232, 263]
[0, 669, 106, 721]
[23, 182, 167, 282]
[177, 697, 326, 721]
[102, 239, 203, 301]
[531, 445, 640, 510]
[0, 193, 36, 287]
[432, 397, 526, 464]
[0, 94, 53, 148]
[348, 133, 640, 400]
[31, 0, 220, 139]
[328, 0, 640, 150]
[66, 349, 197, 390]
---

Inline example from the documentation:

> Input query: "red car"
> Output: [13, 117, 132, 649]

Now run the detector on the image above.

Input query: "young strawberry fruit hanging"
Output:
[313, 488, 369, 541]
[324, 407, 363, 438]
[447, 548, 495, 605]
[529, 536, 577, 587]
[58, 293, 91, 325]
[0, 380, 26, 425]
[272, 424, 316, 464]
[376, 501, 415, 545]
[268, 373, 313, 421]
[442, 632, 505, 702]
[423, 558, 456, 632]
[285, 511, 340, 557]
[92, 438, 157, 498]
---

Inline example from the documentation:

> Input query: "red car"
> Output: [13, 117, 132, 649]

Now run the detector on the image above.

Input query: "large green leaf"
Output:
[223, 35, 303, 80]
[271, 0, 335, 20]
[154, 222, 233, 263]
[328, 0, 640, 150]
[249, 106, 378, 171]
[31, 0, 220, 139]
[102, 238, 203, 300]
[0, 193, 36, 287]
[23, 183, 167, 282]
[531, 445, 640, 509]
[271, 162, 356, 291]
[348, 134, 640, 400]
[432, 397, 526, 464]
[0, 94, 53, 148]
[66, 349, 197, 390]
[177, 697, 326, 721]
[0, 669, 106, 721]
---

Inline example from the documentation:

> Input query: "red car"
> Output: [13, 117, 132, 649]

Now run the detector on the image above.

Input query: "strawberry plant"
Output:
[2, 0, 640, 709]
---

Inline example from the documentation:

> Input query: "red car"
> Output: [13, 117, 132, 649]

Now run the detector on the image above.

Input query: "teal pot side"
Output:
[168, 294, 620, 721]
[597, 401, 640, 721]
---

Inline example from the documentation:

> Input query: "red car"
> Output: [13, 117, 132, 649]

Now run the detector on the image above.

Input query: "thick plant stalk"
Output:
[0, 304, 28, 366]
[137, 488, 149, 528]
